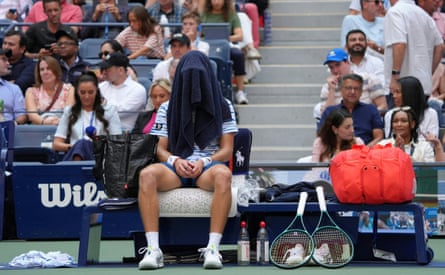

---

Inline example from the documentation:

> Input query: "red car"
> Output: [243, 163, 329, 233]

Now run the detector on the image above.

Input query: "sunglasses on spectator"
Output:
[393, 106, 412, 112]
[98, 51, 110, 59]
[366, 0, 383, 4]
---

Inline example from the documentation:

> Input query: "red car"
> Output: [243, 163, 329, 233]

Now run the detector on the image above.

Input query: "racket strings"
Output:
[312, 228, 353, 266]
[270, 231, 314, 267]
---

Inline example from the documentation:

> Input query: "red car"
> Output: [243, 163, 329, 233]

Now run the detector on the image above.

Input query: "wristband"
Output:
[167, 155, 179, 166]
[391, 70, 401, 75]
[200, 157, 212, 167]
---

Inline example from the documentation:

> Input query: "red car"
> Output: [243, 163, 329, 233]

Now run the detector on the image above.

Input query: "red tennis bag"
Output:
[330, 144, 416, 204]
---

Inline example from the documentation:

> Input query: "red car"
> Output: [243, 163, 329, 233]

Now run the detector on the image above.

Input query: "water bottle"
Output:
[256, 221, 269, 265]
[237, 220, 250, 265]
[160, 14, 170, 39]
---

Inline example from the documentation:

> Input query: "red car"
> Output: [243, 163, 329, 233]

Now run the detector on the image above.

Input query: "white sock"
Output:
[207, 232, 222, 251]
[145, 232, 159, 250]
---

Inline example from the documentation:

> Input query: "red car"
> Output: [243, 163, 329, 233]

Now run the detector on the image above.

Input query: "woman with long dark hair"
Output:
[115, 6, 165, 59]
[380, 107, 444, 162]
[53, 71, 122, 160]
[384, 76, 439, 139]
[312, 108, 363, 162]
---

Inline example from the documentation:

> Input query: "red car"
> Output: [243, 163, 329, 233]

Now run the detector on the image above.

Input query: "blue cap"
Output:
[323, 48, 348, 65]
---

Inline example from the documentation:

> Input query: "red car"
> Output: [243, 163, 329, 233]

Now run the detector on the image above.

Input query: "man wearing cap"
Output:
[2, 30, 36, 95]
[152, 33, 191, 82]
[319, 73, 384, 147]
[25, 0, 74, 60]
[0, 49, 27, 124]
[55, 29, 90, 85]
[99, 52, 146, 131]
[313, 48, 386, 129]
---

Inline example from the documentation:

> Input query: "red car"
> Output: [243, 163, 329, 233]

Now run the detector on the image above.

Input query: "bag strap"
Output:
[43, 82, 63, 113]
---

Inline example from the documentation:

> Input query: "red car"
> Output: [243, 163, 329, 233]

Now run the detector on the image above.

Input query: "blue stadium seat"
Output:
[79, 38, 106, 60]
[201, 23, 230, 40]
[207, 39, 233, 100]
[129, 59, 161, 81]
[13, 125, 59, 164]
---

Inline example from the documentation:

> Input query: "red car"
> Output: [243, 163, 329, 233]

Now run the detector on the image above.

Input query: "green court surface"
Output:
[0, 238, 444, 274]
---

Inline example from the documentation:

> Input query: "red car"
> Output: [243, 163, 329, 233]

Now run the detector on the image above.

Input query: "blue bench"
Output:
[238, 202, 433, 265]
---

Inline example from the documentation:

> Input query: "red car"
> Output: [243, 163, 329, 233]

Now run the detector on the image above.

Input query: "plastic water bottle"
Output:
[237, 220, 250, 265]
[256, 221, 269, 265]
[160, 14, 170, 39]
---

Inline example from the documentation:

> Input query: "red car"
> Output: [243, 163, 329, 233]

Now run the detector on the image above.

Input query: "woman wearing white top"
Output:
[53, 72, 122, 161]
[379, 107, 443, 162]
[384, 76, 439, 139]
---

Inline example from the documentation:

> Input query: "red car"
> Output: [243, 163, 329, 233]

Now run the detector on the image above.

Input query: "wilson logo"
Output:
[38, 182, 107, 208]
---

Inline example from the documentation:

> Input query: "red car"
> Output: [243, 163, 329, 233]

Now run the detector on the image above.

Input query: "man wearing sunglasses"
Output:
[341, 0, 385, 57]
[55, 29, 91, 85]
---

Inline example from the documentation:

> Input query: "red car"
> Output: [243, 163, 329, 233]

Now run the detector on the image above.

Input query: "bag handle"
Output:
[43, 82, 63, 113]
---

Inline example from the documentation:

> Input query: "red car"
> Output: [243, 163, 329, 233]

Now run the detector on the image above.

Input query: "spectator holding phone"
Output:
[25, 0, 74, 60]
[1, 0, 33, 21]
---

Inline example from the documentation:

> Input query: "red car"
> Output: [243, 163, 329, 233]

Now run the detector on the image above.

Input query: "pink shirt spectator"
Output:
[115, 25, 165, 59]
[311, 136, 364, 162]
[27, 83, 73, 114]
[24, 0, 82, 24]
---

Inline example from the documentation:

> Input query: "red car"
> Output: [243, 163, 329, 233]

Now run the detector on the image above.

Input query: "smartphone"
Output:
[44, 44, 52, 50]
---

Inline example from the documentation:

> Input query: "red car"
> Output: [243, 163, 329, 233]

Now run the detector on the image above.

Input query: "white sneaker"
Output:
[198, 247, 223, 269]
[138, 247, 164, 270]
[235, 91, 248, 104]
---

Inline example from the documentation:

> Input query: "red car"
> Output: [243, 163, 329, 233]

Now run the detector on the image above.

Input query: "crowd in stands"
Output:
[0, 0, 267, 135]
[311, 0, 445, 170]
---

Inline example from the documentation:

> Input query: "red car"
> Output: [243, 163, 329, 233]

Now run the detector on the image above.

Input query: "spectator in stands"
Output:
[148, 0, 187, 36]
[314, 48, 387, 127]
[384, 76, 439, 139]
[1, 0, 33, 21]
[99, 52, 146, 131]
[384, 0, 443, 97]
[25, 56, 75, 125]
[312, 108, 364, 162]
[345, 29, 384, 88]
[153, 33, 191, 81]
[0, 49, 27, 124]
[80, 0, 127, 40]
[349, 0, 388, 16]
[340, 0, 385, 57]
[320, 73, 384, 147]
[236, 1, 261, 49]
[132, 78, 171, 134]
[2, 30, 36, 94]
[97, 39, 138, 81]
[181, 11, 209, 55]
[115, 6, 165, 59]
[433, 0, 445, 40]
[201, 0, 248, 104]
[55, 29, 91, 85]
[137, 51, 237, 270]
[25, 0, 74, 60]
[53, 71, 122, 160]
[168, 58, 180, 82]
[379, 106, 444, 161]
[25, 0, 83, 34]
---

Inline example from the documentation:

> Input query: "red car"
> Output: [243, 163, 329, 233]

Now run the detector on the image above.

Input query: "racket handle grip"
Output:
[316, 186, 327, 212]
[297, 191, 308, 215]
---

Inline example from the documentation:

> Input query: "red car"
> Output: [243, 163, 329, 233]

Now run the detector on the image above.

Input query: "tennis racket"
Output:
[312, 186, 354, 268]
[269, 191, 314, 268]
